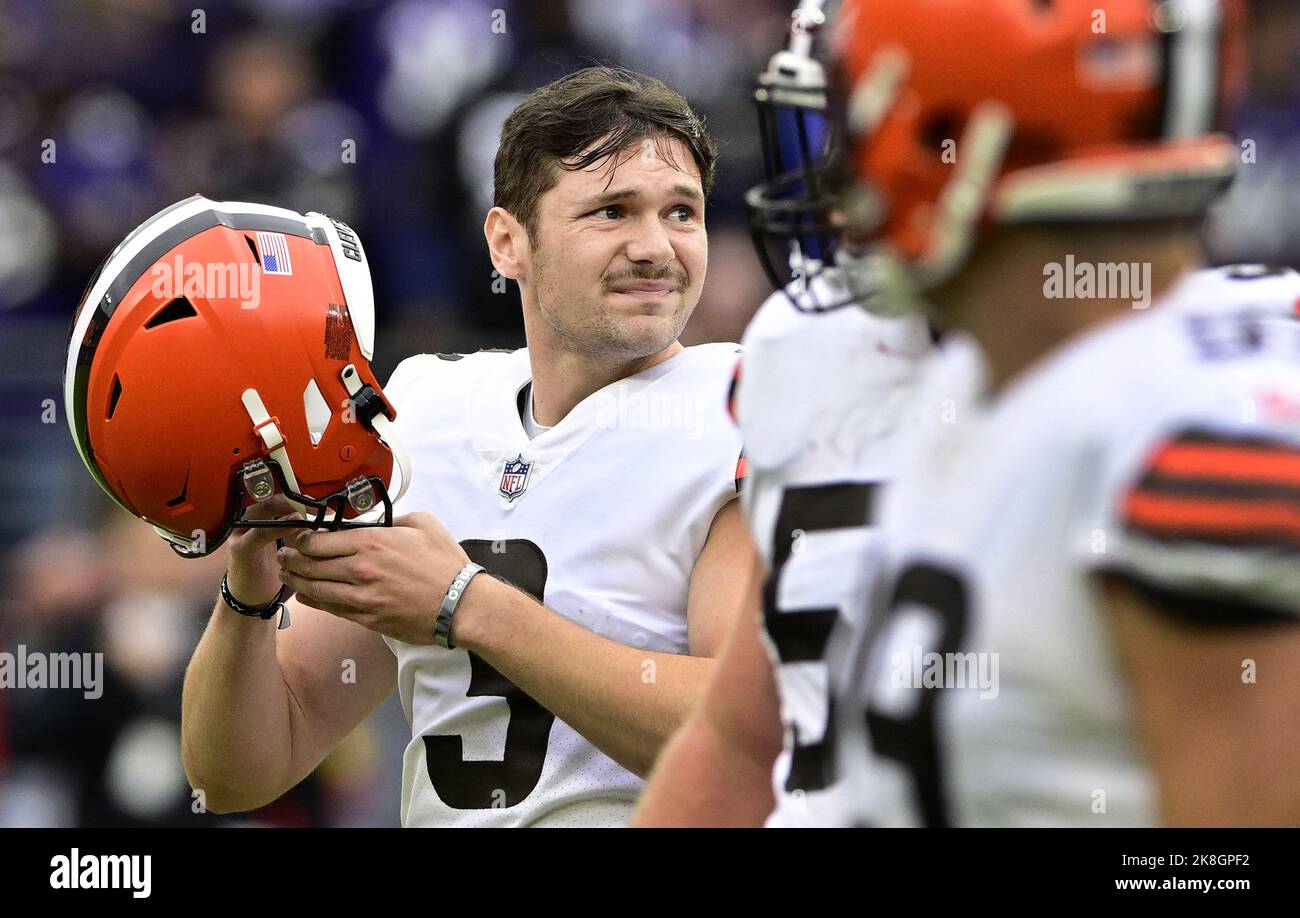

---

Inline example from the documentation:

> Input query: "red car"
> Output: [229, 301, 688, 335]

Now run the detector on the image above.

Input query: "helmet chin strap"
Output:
[241, 388, 308, 515]
[340, 364, 411, 503]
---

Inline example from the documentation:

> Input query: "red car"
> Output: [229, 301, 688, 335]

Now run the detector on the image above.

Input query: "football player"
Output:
[169, 68, 758, 826]
[827, 0, 1300, 827]
[634, 0, 933, 827]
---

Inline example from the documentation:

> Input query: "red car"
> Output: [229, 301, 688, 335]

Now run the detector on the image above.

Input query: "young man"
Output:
[641, 0, 1300, 827]
[180, 67, 756, 827]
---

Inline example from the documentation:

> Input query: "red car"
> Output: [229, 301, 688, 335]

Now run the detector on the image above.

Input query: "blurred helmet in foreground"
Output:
[748, 0, 1248, 312]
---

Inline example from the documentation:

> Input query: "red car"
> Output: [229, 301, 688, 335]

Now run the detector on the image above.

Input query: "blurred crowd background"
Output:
[0, 0, 1297, 827]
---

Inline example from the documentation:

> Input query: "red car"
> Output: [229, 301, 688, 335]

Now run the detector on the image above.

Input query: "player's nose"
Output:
[624, 214, 675, 268]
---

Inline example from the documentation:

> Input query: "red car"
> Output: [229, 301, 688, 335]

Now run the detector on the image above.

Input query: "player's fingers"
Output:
[230, 496, 313, 551]
[292, 586, 365, 621]
[234, 494, 298, 526]
[278, 568, 361, 608]
[232, 512, 309, 556]
[276, 546, 361, 584]
[291, 526, 365, 559]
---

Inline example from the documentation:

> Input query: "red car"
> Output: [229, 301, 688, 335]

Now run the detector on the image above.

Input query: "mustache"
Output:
[602, 267, 687, 291]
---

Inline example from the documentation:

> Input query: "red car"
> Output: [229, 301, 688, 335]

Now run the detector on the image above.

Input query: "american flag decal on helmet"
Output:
[256, 231, 293, 275]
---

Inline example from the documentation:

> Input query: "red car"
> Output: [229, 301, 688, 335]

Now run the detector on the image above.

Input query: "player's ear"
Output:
[485, 206, 529, 281]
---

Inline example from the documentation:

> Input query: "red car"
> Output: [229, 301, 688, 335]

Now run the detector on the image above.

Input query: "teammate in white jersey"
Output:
[743, 274, 929, 829]
[644, 0, 1300, 829]
[634, 2, 932, 827]
[181, 67, 760, 826]
[845, 263, 1300, 828]
[818, 0, 1300, 826]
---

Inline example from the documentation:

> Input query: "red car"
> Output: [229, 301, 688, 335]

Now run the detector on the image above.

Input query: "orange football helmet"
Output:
[749, 0, 1248, 309]
[65, 195, 411, 557]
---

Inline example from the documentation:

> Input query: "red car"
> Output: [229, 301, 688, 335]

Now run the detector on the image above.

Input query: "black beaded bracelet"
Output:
[220, 572, 293, 630]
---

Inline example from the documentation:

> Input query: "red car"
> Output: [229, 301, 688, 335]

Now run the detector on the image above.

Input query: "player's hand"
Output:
[225, 495, 309, 607]
[274, 511, 473, 645]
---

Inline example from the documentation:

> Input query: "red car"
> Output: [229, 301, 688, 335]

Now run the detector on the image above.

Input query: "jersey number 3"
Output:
[423, 539, 553, 809]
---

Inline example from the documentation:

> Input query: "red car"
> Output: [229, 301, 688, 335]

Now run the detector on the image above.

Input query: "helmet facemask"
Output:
[746, 6, 923, 315]
[745, 4, 864, 313]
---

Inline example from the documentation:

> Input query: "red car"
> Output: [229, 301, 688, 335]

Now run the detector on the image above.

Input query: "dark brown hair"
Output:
[493, 66, 719, 240]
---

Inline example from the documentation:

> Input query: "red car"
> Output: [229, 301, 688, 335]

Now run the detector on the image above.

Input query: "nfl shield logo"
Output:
[499, 454, 533, 501]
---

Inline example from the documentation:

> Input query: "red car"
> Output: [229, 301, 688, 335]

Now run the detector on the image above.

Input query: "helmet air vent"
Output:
[165, 472, 189, 508]
[145, 296, 198, 329]
[107, 374, 123, 420]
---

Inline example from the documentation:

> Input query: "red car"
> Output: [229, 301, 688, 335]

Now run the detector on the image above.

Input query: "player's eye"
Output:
[668, 205, 696, 222]
[591, 205, 622, 220]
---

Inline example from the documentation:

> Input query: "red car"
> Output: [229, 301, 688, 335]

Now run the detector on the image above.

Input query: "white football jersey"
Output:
[836, 265, 1300, 827]
[735, 272, 931, 827]
[378, 344, 742, 827]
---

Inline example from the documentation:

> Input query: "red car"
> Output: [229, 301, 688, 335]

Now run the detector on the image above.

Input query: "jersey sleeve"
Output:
[1077, 353, 1300, 621]
[383, 353, 438, 404]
